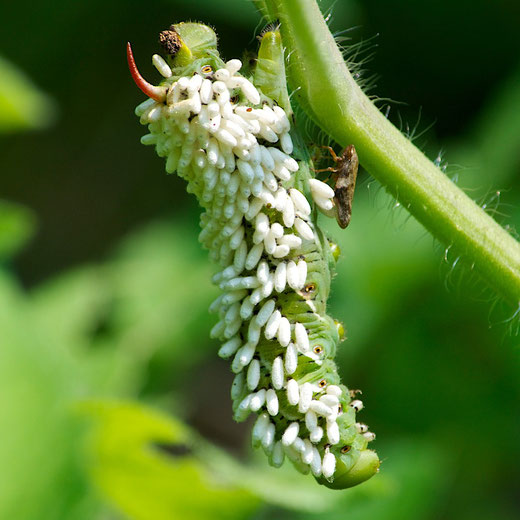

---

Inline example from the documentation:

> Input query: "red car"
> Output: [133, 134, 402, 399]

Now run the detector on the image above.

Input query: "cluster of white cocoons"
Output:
[136, 56, 345, 479]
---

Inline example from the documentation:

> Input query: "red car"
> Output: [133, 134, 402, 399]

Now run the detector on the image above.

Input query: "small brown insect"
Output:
[314, 145, 359, 229]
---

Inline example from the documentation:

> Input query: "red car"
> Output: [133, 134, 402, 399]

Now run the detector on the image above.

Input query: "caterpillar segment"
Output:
[129, 21, 379, 488]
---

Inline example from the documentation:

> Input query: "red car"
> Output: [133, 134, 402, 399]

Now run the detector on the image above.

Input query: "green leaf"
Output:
[29, 218, 218, 395]
[0, 199, 36, 260]
[0, 272, 99, 520]
[79, 400, 260, 520]
[0, 55, 55, 133]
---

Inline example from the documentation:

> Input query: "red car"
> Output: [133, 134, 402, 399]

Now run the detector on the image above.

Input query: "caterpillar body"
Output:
[129, 22, 380, 489]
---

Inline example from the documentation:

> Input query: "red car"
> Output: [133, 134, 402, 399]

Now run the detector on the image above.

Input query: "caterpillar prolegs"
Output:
[129, 22, 380, 489]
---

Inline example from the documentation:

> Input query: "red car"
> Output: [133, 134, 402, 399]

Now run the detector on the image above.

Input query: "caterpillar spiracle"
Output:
[128, 22, 380, 489]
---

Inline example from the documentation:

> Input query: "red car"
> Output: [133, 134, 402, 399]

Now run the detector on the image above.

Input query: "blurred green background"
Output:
[1, 1, 520, 519]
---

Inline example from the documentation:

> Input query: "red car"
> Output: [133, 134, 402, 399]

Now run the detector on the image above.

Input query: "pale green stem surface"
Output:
[256, 0, 520, 306]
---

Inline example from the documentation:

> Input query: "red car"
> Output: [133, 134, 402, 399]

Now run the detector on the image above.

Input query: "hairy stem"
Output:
[257, 0, 520, 306]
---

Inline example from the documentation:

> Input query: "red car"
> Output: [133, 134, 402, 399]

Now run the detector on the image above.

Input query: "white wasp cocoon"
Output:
[256, 299, 276, 327]
[282, 422, 299, 446]
[298, 382, 313, 413]
[262, 422, 276, 452]
[252, 412, 270, 448]
[311, 448, 322, 476]
[294, 323, 310, 352]
[264, 310, 282, 340]
[256, 259, 270, 284]
[247, 359, 261, 391]
[292, 437, 305, 454]
[271, 441, 285, 468]
[218, 336, 241, 359]
[152, 54, 172, 78]
[274, 262, 287, 292]
[240, 297, 255, 320]
[313, 195, 334, 212]
[305, 410, 318, 432]
[302, 439, 314, 465]
[309, 400, 334, 418]
[284, 342, 298, 375]
[294, 218, 314, 241]
[250, 388, 266, 411]
[271, 356, 284, 390]
[327, 421, 340, 445]
[287, 379, 300, 405]
[322, 451, 336, 480]
[326, 385, 343, 397]
[244, 242, 263, 269]
[320, 394, 340, 408]
[266, 388, 279, 416]
[286, 261, 300, 290]
[310, 426, 324, 444]
[277, 316, 291, 347]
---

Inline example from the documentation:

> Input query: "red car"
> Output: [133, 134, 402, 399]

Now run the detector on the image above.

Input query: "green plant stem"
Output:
[257, 0, 520, 306]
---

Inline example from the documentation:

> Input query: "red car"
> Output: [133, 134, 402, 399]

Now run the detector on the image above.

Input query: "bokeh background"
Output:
[1, 1, 520, 519]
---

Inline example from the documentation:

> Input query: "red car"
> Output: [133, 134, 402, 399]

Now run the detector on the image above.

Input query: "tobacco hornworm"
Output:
[128, 21, 380, 489]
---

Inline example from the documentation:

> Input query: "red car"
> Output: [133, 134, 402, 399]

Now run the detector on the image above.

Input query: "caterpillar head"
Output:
[128, 22, 223, 102]
[160, 22, 217, 65]
[317, 448, 380, 489]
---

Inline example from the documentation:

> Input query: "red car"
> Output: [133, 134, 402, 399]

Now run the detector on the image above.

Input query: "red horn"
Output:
[127, 42, 166, 102]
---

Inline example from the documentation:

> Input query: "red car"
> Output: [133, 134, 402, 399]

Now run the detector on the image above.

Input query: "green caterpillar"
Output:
[128, 21, 379, 489]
